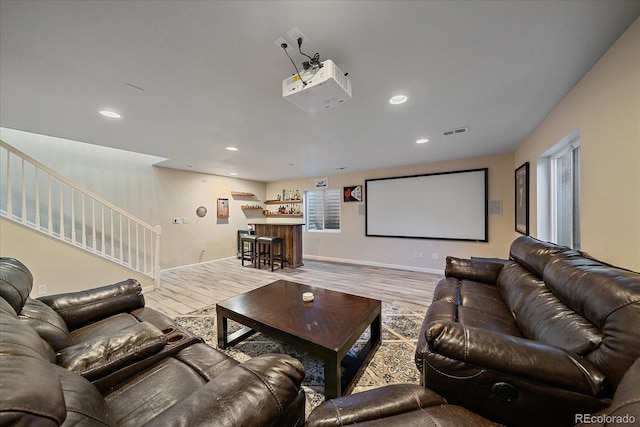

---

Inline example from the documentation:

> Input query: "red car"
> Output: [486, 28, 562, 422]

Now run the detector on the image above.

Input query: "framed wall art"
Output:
[217, 198, 229, 218]
[343, 185, 362, 202]
[515, 162, 529, 235]
[315, 177, 328, 189]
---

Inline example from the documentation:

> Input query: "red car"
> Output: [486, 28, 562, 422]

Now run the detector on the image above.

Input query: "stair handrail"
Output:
[1, 139, 162, 284]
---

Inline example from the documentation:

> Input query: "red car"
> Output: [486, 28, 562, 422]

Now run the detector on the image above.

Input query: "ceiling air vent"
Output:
[442, 126, 469, 136]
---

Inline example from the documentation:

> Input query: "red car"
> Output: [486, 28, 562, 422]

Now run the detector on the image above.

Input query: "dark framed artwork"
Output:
[343, 185, 363, 202]
[515, 162, 529, 235]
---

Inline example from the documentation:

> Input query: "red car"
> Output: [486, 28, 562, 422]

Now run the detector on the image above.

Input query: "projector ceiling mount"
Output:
[277, 31, 352, 112]
[280, 37, 323, 87]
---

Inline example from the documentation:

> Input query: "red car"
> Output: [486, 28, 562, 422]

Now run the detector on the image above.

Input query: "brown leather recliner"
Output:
[305, 356, 640, 426]
[0, 257, 306, 426]
[414, 236, 640, 426]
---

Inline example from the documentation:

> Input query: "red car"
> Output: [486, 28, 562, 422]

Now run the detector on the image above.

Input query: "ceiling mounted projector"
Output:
[282, 60, 352, 112]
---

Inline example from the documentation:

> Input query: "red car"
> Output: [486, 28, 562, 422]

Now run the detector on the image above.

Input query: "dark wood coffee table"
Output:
[216, 279, 382, 399]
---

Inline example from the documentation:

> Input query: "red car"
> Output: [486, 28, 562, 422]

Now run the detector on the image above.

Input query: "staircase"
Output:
[1, 139, 161, 285]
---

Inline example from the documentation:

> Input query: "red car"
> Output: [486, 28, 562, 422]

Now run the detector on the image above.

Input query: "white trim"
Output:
[0, 140, 157, 232]
[549, 140, 580, 247]
[536, 128, 581, 245]
[302, 254, 444, 275]
[305, 229, 341, 234]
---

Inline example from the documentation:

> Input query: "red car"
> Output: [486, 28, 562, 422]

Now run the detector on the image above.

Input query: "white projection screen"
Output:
[365, 168, 488, 241]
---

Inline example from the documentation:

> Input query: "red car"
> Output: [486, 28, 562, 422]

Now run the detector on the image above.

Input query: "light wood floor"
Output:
[145, 257, 442, 318]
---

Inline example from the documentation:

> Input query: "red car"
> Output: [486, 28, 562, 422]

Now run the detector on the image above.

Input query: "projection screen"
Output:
[365, 168, 488, 241]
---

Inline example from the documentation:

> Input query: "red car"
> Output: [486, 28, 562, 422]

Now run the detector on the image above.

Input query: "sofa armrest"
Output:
[444, 257, 504, 285]
[142, 354, 305, 427]
[307, 384, 446, 426]
[426, 321, 607, 396]
[38, 279, 145, 330]
[306, 384, 502, 427]
[57, 322, 167, 380]
[130, 307, 179, 332]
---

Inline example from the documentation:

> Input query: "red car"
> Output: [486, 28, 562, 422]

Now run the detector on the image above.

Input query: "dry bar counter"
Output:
[249, 223, 304, 268]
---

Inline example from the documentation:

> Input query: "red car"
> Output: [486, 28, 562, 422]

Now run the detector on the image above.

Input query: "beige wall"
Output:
[514, 18, 640, 271]
[151, 167, 266, 267]
[0, 217, 154, 296]
[268, 152, 516, 273]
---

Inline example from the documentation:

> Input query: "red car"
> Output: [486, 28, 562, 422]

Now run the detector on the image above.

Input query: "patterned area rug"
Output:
[174, 302, 424, 416]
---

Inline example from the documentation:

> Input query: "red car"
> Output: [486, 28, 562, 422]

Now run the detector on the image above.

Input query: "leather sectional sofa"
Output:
[305, 356, 640, 426]
[306, 236, 639, 426]
[415, 236, 640, 426]
[0, 257, 305, 426]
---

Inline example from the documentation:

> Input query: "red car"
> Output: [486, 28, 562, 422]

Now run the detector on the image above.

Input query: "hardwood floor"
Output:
[145, 257, 441, 318]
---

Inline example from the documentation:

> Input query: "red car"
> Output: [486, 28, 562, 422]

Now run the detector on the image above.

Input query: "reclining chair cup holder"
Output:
[166, 333, 185, 343]
[161, 327, 176, 335]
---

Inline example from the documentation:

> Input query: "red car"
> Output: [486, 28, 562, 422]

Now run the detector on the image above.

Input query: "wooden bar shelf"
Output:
[265, 199, 302, 204]
[231, 191, 255, 197]
[264, 213, 303, 217]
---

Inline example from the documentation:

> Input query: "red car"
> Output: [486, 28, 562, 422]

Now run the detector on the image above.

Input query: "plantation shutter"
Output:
[305, 190, 324, 231]
[305, 189, 341, 231]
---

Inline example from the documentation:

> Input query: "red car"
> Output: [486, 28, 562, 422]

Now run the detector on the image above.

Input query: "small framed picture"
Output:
[315, 178, 328, 189]
[217, 198, 229, 218]
[343, 185, 362, 202]
[515, 162, 529, 235]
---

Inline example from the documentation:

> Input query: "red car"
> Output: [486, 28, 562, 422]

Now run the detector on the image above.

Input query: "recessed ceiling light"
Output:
[229, 172, 238, 176]
[225, 146, 238, 151]
[99, 110, 121, 118]
[389, 95, 407, 105]
[416, 138, 429, 144]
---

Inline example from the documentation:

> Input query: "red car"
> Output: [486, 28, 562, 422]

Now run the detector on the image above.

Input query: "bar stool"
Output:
[240, 235, 258, 267]
[256, 236, 284, 271]
[237, 229, 254, 258]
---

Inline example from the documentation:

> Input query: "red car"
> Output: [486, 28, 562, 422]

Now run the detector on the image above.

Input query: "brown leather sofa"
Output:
[415, 236, 640, 426]
[305, 356, 640, 426]
[0, 257, 306, 426]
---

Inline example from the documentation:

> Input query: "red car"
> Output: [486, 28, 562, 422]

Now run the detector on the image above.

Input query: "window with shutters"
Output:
[304, 188, 341, 232]
[551, 142, 581, 249]
[536, 129, 581, 248]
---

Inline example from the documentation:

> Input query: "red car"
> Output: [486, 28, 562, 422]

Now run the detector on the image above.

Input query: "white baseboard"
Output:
[302, 254, 444, 275]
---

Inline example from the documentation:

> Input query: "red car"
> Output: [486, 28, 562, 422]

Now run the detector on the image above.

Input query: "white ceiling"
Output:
[1, 1, 639, 182]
